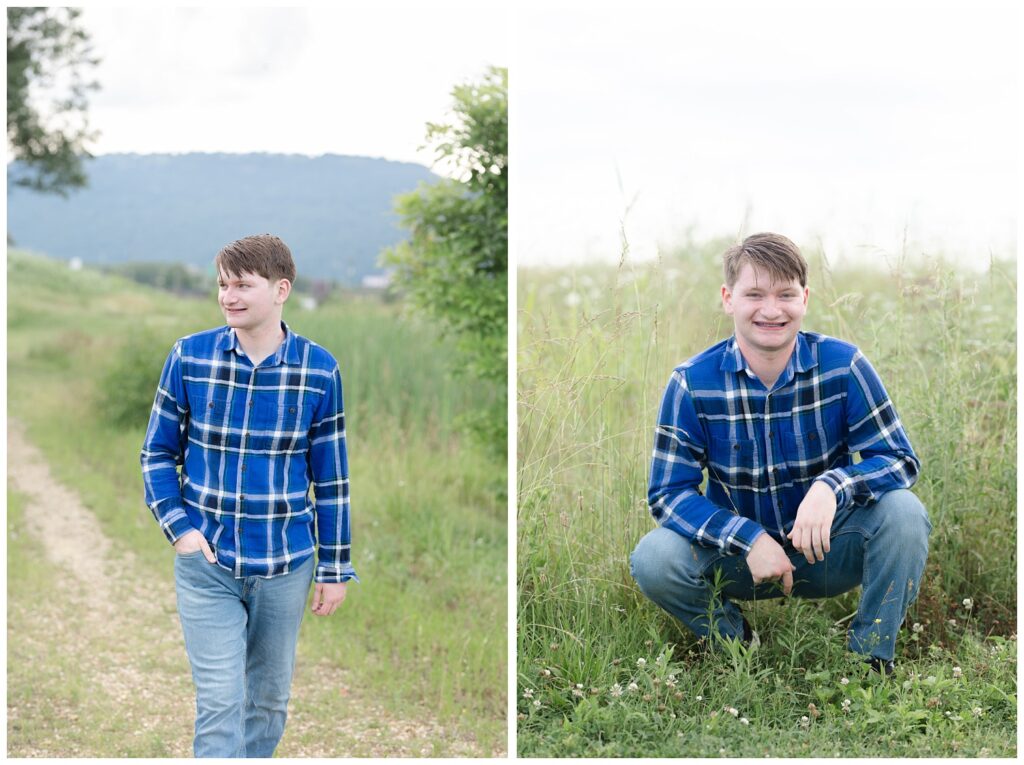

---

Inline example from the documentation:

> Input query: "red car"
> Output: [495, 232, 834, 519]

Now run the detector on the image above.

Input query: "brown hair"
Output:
[723, 232, 807, 288]
[214, 234, 296, 283]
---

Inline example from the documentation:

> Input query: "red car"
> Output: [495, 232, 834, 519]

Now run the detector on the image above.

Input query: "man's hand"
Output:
[787, 481, 838, 564]
[311, 582, 347, 617]
[173, 529, 216, 563]
[745, 534, 796, 595]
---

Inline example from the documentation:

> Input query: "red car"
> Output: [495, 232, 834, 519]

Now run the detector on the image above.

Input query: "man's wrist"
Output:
[814, 472, 848, 511]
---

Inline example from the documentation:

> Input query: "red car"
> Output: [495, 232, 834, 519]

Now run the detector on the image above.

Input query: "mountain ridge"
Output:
[6, 152, 438, 283]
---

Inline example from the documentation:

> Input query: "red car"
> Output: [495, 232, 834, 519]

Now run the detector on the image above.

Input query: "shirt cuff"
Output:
[153, 500, 196, 544]
[315, 563, 360, 584]
[815, 471, 851, 511]
[726, 515, 766, 556]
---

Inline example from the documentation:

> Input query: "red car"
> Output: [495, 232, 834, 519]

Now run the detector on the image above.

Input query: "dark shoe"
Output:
[864, 657, 895, 675]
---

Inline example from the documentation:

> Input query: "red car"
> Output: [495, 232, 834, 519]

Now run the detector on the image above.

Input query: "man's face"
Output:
[721, 262, 809, 356]
[217, 269, 289, 334]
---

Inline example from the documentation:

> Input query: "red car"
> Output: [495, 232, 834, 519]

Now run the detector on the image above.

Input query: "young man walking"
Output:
[630, 232, 930, 673]
[141, 234, 356, 757]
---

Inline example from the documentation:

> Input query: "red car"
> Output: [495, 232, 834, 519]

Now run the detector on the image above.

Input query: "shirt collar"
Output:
[216, 321, 301, 366]
[720, 332, 818, 376]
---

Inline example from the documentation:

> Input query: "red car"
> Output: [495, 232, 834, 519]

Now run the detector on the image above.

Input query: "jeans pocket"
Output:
[175, 549, 206, 559]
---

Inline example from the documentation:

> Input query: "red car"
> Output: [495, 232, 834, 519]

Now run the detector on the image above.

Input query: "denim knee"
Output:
[873, 489, 931, 544]
[630, 527, 694, 600]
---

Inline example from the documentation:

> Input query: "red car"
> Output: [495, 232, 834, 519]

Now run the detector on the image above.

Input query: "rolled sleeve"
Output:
[648, 369, 765, 556]
[309, 364, 359, 584]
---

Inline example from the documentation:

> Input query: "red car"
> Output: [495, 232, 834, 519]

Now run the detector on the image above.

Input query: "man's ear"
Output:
[276, 278, 292, 304]
[721, 283, 734, 315]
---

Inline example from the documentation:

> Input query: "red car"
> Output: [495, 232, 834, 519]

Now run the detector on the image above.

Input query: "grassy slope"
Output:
[7, 250, 507, 753]
[516, 242, 1016, 756]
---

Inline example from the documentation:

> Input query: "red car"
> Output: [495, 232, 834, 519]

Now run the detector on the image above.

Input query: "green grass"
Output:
[7, 249, 507, 754]
[516, 238, 1016, 756]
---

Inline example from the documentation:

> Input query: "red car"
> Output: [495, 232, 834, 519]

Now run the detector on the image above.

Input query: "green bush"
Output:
[96, 331, 171, 430]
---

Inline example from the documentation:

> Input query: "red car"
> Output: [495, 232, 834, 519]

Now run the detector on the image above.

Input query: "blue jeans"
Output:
[630, 489, 931, 661]
[174, 552, 314, 758]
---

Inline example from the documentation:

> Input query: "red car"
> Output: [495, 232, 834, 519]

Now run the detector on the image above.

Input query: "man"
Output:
[630, 232, 929, 674]
[141, 234, 356, 757]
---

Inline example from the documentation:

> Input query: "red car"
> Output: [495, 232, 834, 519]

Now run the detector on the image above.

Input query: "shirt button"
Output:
[732, 444, 740, 451]
[241, 464, 246, 472]
[248, 401, 254, 408]
[773, 467, 780, 475]
[809, 433, 817, 441]
[289, 406, 296, 413]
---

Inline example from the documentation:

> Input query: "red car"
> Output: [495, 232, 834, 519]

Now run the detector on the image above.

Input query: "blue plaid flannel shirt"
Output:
[648, 332, 920, 556]
[141, 323, 357, 583]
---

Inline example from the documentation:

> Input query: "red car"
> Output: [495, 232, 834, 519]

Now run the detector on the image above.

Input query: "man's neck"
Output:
[735, 337, 796, 390]
[235, 321, 285, 368]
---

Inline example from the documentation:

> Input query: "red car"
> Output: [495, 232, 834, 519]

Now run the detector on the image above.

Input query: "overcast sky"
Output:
[514, 2, 1017, 268]
[80, 5, 508, 172]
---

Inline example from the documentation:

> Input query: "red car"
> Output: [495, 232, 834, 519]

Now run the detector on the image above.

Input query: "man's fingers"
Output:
[200, 538, 217, 563]
[812, 528, 825, 562]
[311, 583, 324, 612]
[782, 568, 794, 596]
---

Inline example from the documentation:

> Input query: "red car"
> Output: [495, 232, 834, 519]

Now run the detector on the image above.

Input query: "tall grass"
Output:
[7, 250, 506, 753]
[517, 239, 1016, 756]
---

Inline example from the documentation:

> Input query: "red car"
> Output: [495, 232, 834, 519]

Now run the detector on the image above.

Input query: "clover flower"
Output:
[840, 677, 849, 686]
[610, 683, 623, 698]
[740, 717, 750, 725]
[627, 682, 639, 693]
[523, 688, 534, 699]
[726, 706, 739, 717]
[963, 598, 973, 610]
[637, 657, 647, 667]
[952, 666, 962, 678]
[799, 716, 810, 729]
[841, 699, 851, 713]
[695, 695, 703, 701]
[532, 699, 541, 708]
[972, 707, 983, 717]
[912, 622, 924, 633]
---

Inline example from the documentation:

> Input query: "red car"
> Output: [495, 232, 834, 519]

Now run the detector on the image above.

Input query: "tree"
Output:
[7, 6, 100, 196]
[384, 66, 507, 453]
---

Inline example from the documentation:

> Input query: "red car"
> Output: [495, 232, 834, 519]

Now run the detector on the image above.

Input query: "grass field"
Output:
[7, 249, 507, 755]
[516, 238, 1016, 757]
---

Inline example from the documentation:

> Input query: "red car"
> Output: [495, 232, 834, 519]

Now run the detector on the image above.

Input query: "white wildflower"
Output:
[912, 622, 924, 633]
[840, 677, 849, 686]
[952, 666, 962, 678]
[972, 707, 983, 717]
[841, 699, 852, 713]
[532, 699, 541, 708]
[636, 658, 647, 667]
[740, 717, 750, 725]
[610, 683, 623, 698]
[572, 688, 584, 698]
[695, 695, 703, 701]
[726, 706, 739, 717]
[627, 682, 639, 693]
[963, 598, 973, 610]
[523, 688, 534, 699]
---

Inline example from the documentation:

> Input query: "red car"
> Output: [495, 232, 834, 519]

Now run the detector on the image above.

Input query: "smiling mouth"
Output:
[754, 321, 787, 329]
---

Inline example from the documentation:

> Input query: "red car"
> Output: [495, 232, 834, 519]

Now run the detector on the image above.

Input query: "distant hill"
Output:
[6, 152, 437, 283]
